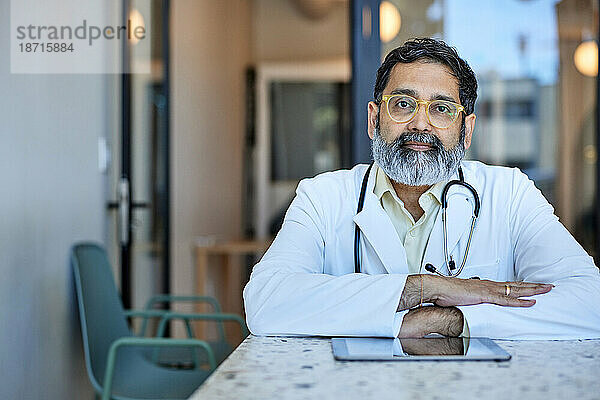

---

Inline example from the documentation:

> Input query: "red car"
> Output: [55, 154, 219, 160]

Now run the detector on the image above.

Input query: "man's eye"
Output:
[397, 100, 409, 108]
[435, 104, 450, 113]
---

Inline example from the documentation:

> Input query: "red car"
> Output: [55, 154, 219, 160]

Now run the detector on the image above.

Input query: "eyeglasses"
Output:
[380, 94, 465, 129]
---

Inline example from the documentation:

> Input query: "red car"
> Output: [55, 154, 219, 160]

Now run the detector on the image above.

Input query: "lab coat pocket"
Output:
[459, 258, 500, 280]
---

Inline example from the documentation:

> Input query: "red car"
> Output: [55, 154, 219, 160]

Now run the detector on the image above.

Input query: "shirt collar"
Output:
[373, 163, 447, 205]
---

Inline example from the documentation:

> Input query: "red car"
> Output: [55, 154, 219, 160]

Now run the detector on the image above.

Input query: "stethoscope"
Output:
[354, 163, 480, 277]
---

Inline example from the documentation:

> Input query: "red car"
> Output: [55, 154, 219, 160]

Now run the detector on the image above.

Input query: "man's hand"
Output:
[398, 305, 463, 338]
[430, 275, 553, 307]
[398, 274, 553, 311]
[400, 337, 465, 355]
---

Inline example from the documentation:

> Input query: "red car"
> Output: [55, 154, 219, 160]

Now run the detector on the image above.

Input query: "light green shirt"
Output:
[373, 164, 469, 338]
[373, 164, 445, 273]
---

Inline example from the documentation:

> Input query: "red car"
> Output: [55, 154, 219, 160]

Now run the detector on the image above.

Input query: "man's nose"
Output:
[406, 104, 432, 132]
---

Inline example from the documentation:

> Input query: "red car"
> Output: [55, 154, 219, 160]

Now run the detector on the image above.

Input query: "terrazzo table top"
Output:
[189, 336, 600, 400]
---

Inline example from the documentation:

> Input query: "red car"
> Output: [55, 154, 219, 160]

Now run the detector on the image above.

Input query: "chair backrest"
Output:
[71, 242, 132, 390]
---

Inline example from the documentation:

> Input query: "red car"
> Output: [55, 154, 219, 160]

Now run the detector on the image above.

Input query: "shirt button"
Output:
[409, 230, 416, 237]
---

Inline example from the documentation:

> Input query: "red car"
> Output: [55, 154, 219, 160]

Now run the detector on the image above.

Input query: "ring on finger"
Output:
[505, 284, 511, 296]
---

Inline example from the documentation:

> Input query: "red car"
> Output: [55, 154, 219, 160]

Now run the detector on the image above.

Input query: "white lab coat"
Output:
[243, 161, 600, 339]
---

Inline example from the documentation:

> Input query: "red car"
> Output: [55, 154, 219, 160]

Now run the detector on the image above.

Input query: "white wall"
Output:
[171, 0, 252, 314]
[0, 0, 109, 398]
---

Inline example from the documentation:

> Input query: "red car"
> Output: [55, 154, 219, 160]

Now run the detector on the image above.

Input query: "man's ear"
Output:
[367, 101, 379, 139]
[463, 114, 476, 150]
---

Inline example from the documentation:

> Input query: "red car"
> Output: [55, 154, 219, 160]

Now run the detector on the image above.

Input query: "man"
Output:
[243, 38, 600, 339]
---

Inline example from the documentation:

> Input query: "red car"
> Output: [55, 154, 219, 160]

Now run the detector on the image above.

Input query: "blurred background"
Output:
[1, 0, 598, 398]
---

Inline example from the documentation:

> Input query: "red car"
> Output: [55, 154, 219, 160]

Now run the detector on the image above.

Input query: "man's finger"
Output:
[506, 284, 552, 297]
[494, 295, 536, 307]
[508, 281, 554, 288]
[513, 298, 536, 307]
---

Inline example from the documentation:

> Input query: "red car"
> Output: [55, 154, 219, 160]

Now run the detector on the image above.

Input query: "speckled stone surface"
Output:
[189, 336, 600, 400]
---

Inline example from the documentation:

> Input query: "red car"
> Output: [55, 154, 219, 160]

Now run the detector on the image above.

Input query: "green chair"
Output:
[134, 295, 226, 338]
[71, 242, 216, 400]
[129, 295, 247, 367]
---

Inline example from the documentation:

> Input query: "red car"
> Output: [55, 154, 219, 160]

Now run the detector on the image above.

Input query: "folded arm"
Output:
[460, 169, 600, 339]
[399, 169, 600, 339]
[243, 179, 409, 337]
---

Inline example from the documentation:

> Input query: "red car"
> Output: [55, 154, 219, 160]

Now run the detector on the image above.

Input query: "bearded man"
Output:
[243, 38, 600, 339]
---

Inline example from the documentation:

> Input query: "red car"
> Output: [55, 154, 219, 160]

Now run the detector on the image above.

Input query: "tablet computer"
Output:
[331, 337, 511, 361]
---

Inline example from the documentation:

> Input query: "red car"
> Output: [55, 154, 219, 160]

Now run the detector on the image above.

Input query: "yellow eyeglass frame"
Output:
[381, 94, 465, 129]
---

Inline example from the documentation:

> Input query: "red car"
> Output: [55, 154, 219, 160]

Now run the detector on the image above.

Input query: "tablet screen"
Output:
[332, 337, 510, 361]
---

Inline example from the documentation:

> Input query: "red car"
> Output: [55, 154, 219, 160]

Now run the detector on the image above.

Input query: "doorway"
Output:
[106, 0, 171, 311]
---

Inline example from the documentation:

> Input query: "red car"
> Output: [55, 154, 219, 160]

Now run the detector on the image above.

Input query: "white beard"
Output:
[371, 128, 465, 186]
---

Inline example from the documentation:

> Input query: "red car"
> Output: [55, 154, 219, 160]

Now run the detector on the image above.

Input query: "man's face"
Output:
[367, 61, 476, 186]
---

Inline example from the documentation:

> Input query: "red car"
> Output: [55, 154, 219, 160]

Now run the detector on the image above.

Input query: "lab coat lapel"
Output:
[423, 166, 479, 273]
[353, 166, 408, 274]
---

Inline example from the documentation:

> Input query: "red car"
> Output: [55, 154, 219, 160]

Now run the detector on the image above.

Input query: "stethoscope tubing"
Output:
[354, 163, 373, 274]
[354, 163, 480, 276]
